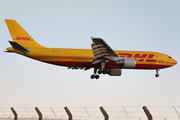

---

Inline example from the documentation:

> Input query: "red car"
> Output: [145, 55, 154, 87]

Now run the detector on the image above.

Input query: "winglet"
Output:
[91, 36, 95, 39]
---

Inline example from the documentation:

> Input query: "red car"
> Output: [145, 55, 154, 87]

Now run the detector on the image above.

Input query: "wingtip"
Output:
[91, 37, 103, 40]
[91, 36, 94, 39]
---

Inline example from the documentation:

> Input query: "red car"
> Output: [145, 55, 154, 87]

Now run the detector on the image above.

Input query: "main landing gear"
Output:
[91, 61, 106, 79]
[91, 74, 99, 79]
[90, 68, 106, 79]
[155, 69, 160, 77]
[90, 68, 100, 79]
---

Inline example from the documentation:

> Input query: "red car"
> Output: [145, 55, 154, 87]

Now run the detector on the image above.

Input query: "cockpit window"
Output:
[169, 56, 172, 59]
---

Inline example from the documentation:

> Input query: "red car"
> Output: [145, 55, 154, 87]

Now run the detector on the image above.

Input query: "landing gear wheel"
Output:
[95, 75, 100, 79]
[98, 69, 106, 74]
[155, 74, 159, 77]
[91, 74, 100, 79]
[102, 69, 106, 74]
[91, 75, 95, 79]
[98, 69, 102, 74]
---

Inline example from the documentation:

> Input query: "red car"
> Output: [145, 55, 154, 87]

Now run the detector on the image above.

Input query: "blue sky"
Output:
[0, 0, 180, 108]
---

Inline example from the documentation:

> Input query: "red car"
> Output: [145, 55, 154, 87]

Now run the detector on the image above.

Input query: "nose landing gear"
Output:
[155, 69, 160, 77]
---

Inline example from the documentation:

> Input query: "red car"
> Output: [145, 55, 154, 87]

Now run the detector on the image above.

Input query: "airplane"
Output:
[5, 19, 177, 79]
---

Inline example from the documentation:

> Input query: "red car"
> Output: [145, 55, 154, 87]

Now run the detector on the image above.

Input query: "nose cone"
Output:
[165, 58, 177, 67]
[169, 59, 177, 66]
[163, 54, 177, 68]
[174, 59, 177, 65]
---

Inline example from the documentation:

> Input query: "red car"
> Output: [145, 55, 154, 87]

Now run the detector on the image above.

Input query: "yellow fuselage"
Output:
[7, 47, 177, 69]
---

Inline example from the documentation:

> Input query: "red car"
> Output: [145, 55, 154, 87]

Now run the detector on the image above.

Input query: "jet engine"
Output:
[115, 58, 136, 68]
[105, 68, 122, 76]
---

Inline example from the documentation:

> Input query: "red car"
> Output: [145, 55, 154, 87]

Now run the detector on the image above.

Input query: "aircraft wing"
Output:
[91, 37, 119, 64]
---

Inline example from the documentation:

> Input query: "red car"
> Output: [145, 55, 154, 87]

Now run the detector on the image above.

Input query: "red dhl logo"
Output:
[118, 53, 158, 62]
[13, 37, 33, 41]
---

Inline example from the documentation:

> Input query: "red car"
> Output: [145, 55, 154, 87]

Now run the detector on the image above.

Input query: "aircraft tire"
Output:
[98, 70, 102, 74]
[155, 74, 159, 77]
[95, 75, 100, 79]
[91, 75, 95, 79]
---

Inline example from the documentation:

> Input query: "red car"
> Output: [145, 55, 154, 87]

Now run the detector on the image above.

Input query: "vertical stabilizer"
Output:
[5, 19, 45, 48]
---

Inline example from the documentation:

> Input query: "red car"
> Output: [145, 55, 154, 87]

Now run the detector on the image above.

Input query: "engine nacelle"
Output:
[105, 68, 122, 76]
[115, 58, 136, 68]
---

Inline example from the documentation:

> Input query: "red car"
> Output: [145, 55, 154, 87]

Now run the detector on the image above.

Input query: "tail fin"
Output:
[5, 19, 45, 48]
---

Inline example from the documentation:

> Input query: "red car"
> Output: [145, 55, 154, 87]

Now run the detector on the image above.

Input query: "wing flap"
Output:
[91, 37, 119, 65]
[92, 59, 104, 64]
[91, 37, 119, 57]
[67, 67, 91, 71]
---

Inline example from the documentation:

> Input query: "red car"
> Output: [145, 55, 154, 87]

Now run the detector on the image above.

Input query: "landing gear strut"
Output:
[91, 60, 106, 79]
[98, 69, 106, 74]
[90, 68, 100, 79]
[155, 69, 160, 77]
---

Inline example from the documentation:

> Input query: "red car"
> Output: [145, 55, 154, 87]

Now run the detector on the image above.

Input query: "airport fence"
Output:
[0, 106, 180, 120]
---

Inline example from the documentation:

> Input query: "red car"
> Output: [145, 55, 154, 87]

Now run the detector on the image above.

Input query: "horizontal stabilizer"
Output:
[9, 41, 30, 54]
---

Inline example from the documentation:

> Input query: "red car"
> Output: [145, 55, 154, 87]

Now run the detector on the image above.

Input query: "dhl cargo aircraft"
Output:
[5, 19, 177, 79]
